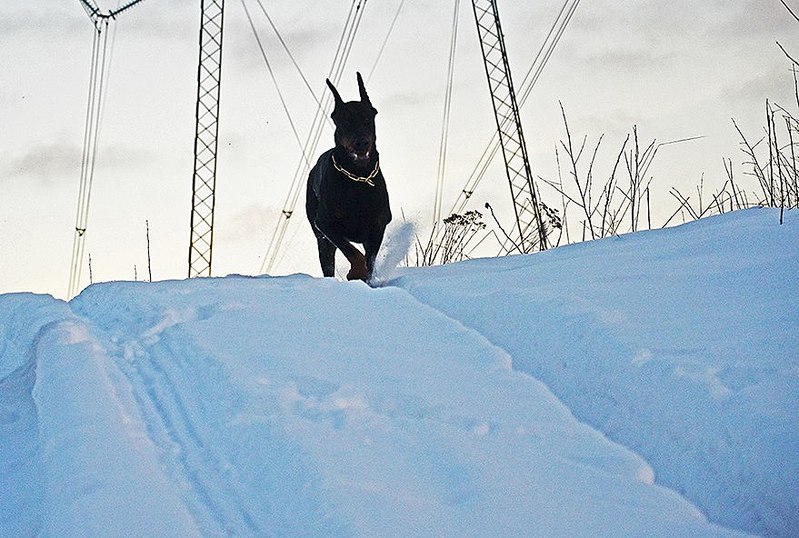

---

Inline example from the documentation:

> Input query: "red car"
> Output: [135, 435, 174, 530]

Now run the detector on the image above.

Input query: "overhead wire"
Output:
[68, 18, 112, 298]
[445, 0, 581, 222]
[519, 0, 580, 104]
[254, 0, 574, 272]
[69, 25, 101, 297]
[68, 0, 144, 297]
[251, 0, 359, 274]
[260, 1, 363, 273]
[98, 13, 120, 133]
[366, 0, 406, 84]
[433, 0, 462, 230]
[259, 0, 370, 274]
[240, 0, 312, 168]
[271, 0, 409, 273]
[251, 0, 323, 110]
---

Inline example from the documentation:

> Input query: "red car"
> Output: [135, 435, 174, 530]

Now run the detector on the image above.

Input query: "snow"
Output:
[390, 208, 799, 537]
[1, 209, 795, 537]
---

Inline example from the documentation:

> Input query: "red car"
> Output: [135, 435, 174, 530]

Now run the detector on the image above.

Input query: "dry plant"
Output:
[540, 103, 703, 242]
[664, 159, 753, 226]
[719, 1, 799, 223]
[414, 210, 488, 266]
[411, 30, 798, 268]
[731, 92, 799, 224]
[666, 1, 798, 226]
[665, 20, 799, 226]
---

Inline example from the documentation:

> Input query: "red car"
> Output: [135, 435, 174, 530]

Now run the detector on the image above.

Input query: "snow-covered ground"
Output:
[1, 208, 796, 537]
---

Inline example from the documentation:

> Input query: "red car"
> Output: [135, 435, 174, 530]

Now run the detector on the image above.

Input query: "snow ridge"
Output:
[3, 209, 793, 537]
[390, 208, 798, 537]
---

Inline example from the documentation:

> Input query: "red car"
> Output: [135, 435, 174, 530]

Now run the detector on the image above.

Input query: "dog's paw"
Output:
[346, 254, 368, 281]
[346, 265, 368, 281]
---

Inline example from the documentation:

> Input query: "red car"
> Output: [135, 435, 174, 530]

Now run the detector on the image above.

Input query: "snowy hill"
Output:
[1, 208, 796, 537]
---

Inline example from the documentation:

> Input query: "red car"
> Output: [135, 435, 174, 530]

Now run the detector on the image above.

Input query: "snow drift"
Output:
[1, 208, 796, 537]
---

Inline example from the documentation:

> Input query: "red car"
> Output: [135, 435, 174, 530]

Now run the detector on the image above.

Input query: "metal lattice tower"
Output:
[188, 0, 226, 278]
[470, 0, 548, 252]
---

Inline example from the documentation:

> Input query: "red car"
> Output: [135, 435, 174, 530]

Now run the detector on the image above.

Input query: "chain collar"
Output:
[332, 153, 380, 187]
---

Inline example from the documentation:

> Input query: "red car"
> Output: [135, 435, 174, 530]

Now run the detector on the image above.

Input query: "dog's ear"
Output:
[356, 72, 371, 107]
[326, 78, 343, 113]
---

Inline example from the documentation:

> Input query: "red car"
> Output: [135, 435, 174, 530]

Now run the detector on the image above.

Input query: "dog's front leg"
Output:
[363, 226, 386, 281]
[313, 220, 368, 280]
[315, 235, 337, 277]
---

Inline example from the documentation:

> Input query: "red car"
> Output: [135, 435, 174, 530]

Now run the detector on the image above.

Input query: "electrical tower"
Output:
[78, 0, 146, 22]
[188, 0, 226, 278]
[470, 0, 548, 252]
[69, 0, 146, 298]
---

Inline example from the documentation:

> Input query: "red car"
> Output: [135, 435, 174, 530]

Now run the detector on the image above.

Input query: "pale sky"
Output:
[1, 0, 797, 298]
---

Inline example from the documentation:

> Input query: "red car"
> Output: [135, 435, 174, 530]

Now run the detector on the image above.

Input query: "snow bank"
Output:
[391, 208, 799, 537]
[0, 293, 199, 537]
[2, 210, 788, 537]
[0, 293, 71, 536]
[33, 316, 200, 536]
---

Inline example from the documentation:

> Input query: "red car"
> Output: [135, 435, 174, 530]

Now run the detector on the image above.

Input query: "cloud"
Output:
[383, 88, 437, 110]
[3, 142, 82, 184]
[218, 204, 274, 243]
[711, 0, 799, 39]
[0, 5, 85, 38]
[2, 141, 155, 184]
[568, 1, 697, 45]
[577, 47, 678, 74]
[224, 5, 344, 77]
[720, 64, 791, 105]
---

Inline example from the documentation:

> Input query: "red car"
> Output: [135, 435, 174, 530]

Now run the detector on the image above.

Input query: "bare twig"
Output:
[779, 0, 799, 23]
[777, 41, 799, 68]
[485, 203, 523, 255]
[145, 219, 152, 282]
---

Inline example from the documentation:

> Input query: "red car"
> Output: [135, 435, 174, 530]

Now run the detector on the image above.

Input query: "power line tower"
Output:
[78, 0, 146, 21]
[68, 0, 146, 298]
[470, 0, 548, 253]
[188, 0, 226, 278]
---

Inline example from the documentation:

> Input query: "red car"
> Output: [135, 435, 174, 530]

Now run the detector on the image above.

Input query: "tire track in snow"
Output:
[69, 283, 349, 537]
[113, 319, 263, 536]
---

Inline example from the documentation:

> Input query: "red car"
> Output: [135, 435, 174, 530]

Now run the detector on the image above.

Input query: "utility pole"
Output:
[188, 0, 226, 278]
[470, 0, 548, 252]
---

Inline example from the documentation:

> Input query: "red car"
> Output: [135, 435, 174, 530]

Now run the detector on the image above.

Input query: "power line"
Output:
[259, 0, 370, 274]
[240, 0, 312, 167]
[251, 0, 324, 110]
[433, 0, 462, 230]
[446, 0, 580, 221]
[366, 0, 407, 84]
[68, 19, 111, 298]
[68, 0, 147, 297]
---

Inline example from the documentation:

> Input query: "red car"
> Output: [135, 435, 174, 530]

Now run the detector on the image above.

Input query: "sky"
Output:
[1, 0, 798, 298]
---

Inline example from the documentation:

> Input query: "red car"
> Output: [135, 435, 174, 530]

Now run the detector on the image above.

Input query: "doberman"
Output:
[306, 73, 392, 282]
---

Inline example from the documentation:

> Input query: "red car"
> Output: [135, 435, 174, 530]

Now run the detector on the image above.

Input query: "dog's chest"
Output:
[325, 178, 387, 238]
[331, 180, 382, 215]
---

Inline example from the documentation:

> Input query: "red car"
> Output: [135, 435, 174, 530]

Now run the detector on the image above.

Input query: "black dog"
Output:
[306, 73, 392, 281]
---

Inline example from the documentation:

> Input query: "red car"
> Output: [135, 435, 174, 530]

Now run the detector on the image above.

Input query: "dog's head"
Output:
[327, 73, 378, 165]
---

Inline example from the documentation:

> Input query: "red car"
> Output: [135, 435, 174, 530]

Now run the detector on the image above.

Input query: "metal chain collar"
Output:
[332, 154, 380, 187]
